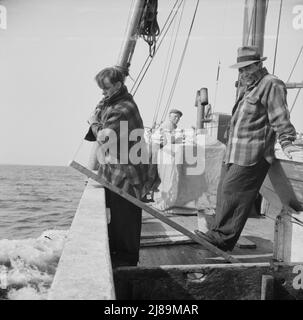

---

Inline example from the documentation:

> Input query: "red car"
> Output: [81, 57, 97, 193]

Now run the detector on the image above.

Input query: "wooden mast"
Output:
[116, 0, 146, 76]
[87, 0, 145, 170]
[242, 0, 267, 56]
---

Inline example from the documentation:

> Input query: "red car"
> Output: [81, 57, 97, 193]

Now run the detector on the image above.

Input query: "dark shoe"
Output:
[194, 230, 229, 252]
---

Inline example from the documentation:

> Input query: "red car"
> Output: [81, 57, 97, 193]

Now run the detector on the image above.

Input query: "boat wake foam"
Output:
[0, 229, 68, 300]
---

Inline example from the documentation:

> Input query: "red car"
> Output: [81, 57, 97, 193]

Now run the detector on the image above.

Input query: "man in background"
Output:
[159, 109, 183, 145]
[160, 109, 183, 132]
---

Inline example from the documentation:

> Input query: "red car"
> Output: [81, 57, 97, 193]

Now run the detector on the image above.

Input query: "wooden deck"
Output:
[139, 210, 275, 266]
[115, 209, 302, 300]
[65, 159, 303, 300]
[260, 157, 303, 263]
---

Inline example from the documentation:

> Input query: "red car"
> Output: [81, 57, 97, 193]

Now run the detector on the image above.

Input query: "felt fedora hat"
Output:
[230, 46, 267, 69]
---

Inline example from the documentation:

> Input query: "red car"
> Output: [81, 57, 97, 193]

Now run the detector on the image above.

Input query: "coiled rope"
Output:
[131, 0, 185, 95]
[138, 0, 160, 57]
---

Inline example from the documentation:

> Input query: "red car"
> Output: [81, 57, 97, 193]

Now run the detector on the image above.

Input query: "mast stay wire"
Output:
[286, 44, 303, 115]
[212, 0, 229, 113]
[272, 0, 283, 75]
[286, 45, 303, 82]
[130, 0, 183, 94]
[151, 11, 178, 127]
[160, 0, 201, 123]
[131, 0, 185, 96]
[290, 89, 301, 114]
[287, 44, 303, 83]
[131, 1, 184, 96]
[152, 0, 186, 127]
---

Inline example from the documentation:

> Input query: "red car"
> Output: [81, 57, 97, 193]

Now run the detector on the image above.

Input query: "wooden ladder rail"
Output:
[70, 160, 240, 264]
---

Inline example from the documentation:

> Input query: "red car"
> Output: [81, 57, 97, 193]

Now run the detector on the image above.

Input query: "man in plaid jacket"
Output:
[199, 46, 301, 252]
[86, 67, 149, 267]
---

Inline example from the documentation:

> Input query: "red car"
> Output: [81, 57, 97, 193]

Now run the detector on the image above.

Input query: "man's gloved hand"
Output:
[282, 144, 302, 159]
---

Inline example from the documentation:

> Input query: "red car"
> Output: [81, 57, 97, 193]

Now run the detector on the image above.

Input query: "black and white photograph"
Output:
[0, 0, 303, 304]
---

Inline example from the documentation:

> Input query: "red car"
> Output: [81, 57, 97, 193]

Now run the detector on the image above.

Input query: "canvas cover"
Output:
[153, 135, 226, 212]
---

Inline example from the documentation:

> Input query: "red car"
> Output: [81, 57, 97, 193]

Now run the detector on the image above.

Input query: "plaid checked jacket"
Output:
[224, 68, 296, 166]
[87, 85, 150, 199]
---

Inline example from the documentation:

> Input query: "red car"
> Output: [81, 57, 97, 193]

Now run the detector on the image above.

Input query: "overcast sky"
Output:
[0, 0, 302, 166]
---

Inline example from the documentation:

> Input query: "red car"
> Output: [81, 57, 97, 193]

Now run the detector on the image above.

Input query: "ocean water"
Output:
[0, 165, 86, 300]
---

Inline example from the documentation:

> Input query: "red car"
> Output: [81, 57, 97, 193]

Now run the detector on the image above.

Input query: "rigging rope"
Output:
[272, 0, 283, 74]
[151, 13, 178, 127]
[131, 0, 185, 95]
[212, 0, 229, 113]
[138, 0, 160, 57]
[152, 0, 186, 127]
[130, 0, 180, 93]
[287, 44, 303, 83]
[290, 89, 301, 114]
[160, 0, 200, 123]
[287, 45, 303, 115]
[130, 0, 181, 94]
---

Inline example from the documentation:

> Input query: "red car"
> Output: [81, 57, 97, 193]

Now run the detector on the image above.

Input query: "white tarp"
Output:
[153, 135, 226, 212]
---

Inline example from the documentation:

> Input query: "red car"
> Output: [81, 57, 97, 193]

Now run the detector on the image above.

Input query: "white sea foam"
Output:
[0, 229, 68, 300]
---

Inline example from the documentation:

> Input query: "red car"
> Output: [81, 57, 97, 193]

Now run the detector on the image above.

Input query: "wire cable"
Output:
[131, 0, 185, 95]
[129, 0, 182, 92]
[290, 89, 301, 114]
[287, 44, 303, 83]
[272, 0, 283, 74]
[152, 14, 178, 127]
[160, 0, 200, 123]
[152, 0, 185, 127]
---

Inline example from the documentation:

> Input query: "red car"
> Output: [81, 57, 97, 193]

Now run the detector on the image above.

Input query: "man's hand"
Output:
[96, 130, 104, 144]
[87, 109, 101, 125]
[282, 144, 302, 159]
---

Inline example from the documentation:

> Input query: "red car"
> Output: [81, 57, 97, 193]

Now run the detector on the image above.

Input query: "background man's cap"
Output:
[169, 109, 183, 117]
[230, 46, 267, 69]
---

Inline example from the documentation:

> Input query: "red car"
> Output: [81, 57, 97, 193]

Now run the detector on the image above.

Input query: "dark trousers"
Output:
[206, 158, 270, 251]
[105, 188, 142, 267]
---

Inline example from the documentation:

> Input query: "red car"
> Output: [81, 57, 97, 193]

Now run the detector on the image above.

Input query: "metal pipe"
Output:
[196, 88, 208, 130]
[255, 0, 267, 56]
